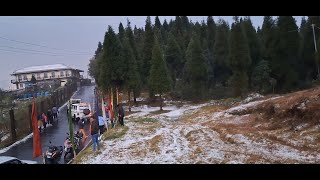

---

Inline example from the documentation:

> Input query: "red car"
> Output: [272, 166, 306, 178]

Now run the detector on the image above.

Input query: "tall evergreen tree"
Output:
[148, 35, 171, 110]
[122, 35, 141, 111]
[261, 16, 277, 61]
[183, 32, 208, 100]
[94, 42, 103, 59]
[213, 19, 230, 87]
[118, 22, 125, 43]
[101, 26, 126, 93]
[242, 16, 261, 87]
[89, 42, 103, 86]
[273, 16, 300, 91]
[228, 17, 251, 97]
[155, 16, 161, 29]
[206, 16, 216, 88]
[163, 19, 169, 31]
[165, 32, 183, 85]
[251, 60, 271, 93]
[301, 16, 320, 82]
[126, 20, 142, 102]
[142, 16, 154, 85]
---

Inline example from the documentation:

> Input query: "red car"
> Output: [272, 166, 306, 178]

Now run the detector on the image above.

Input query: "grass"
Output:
[149, 110, 170, 115]
[130, 117, 157, 123]
[103, 126, 129, 141]
[73, 126, 129, 164]
[149, 135, 162, 153]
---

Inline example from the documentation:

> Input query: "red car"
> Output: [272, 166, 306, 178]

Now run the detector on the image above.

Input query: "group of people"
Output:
[37, 105, 59, 133]
[77, 103, 125, 153]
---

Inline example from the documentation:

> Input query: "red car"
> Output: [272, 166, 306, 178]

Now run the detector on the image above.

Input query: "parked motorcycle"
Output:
[63, 131, 83, 163]
[44, 141, 63, 164]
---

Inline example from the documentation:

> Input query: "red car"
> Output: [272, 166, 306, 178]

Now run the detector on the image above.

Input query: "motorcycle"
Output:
[64, 131, 83, 163]
[63, 136, 74, 163]
[44, 141, 63, 164]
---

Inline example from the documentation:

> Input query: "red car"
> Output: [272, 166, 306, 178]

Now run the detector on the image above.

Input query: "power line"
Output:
[0, 48, 74, 56]
[0, 34, 92, 54]
[0, 45, 91, 56]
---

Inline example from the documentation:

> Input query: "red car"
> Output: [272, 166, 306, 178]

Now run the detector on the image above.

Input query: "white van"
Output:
[70, 103, 91, 121]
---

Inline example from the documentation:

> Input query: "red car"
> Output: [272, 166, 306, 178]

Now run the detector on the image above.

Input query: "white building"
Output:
[11, 64, 83, 90]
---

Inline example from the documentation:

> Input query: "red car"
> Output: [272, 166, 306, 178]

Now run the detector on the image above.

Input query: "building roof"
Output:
[11, 64, 83, 75]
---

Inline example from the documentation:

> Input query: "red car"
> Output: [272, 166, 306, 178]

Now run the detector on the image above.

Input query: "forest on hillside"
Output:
[88, 16, 320, 102]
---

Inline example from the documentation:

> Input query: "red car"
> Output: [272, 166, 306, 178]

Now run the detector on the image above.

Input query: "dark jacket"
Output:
[118, 106, 124, 117]
[78, 119, 85, 129]
[90, 119, 99, 135]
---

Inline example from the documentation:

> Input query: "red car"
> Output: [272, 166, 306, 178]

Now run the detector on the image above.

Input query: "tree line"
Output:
[88, 16, 320, 108]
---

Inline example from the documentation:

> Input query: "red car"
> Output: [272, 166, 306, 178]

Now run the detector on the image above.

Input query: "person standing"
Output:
[78, 117, 88, 141]
[47, 109, 52, 125]
[52, 105, 58, 121]
[42, 112, 48, 129]
[98, 116, 105, 136]
[116, 104, 125, 126]
[90, 115, 100, 153]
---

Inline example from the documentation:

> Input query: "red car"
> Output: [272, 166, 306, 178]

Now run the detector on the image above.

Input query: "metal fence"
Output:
[0, 82, 77, 147]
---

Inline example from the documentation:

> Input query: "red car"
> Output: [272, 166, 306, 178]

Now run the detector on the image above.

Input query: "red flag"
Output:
[32, 98, 42, 158]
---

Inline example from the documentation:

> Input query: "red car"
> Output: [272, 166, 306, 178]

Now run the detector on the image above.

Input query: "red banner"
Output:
[32, 99, 42, 158]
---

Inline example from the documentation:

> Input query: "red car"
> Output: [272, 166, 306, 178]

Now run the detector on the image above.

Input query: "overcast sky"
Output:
[0, 16, 303, 90]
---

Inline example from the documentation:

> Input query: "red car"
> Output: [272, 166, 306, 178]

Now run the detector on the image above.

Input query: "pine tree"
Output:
[155, 16, 161, 29]
[165, 32, 183, 85]
[301, 16, 320, 82]
[213, 19, 231, 87]
[261, 16, 277, 61]
[206, 16, 216, 88]
[89, 42, 103, 86]
[251, 60, 271, 93]
[163, 19, 169, 31]
[273, 16, 300, 91]
[122, 35, 141, 111]
[242, 16, 261, 88]
[142, 16, 154, 85]
[118, 22, 125, 43]
[228, 17, 251, 97]
[126, 20, 142, 102]
[148, 35, 171, 110]
[101, 26, 126, 94]
[94, 42, 103, 59]
[183, 32, 208, 100]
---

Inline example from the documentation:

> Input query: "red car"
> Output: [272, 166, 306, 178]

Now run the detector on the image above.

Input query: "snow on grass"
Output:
[243, 93, 264, 103]
[78, 95, 319, 164]
[0, 133, 33, 154]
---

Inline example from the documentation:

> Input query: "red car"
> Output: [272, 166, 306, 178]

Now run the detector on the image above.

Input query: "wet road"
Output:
[0, 85, 95, 164]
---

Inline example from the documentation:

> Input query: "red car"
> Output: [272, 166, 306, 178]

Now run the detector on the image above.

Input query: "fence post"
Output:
[9, 109, 17, 142]
[28, 104, 33, 133]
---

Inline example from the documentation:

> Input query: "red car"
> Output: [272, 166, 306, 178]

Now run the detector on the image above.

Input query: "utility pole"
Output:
[312, 24, 320, 79]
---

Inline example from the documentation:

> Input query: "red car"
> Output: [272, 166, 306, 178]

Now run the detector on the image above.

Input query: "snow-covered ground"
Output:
[79, 95, 320, 164]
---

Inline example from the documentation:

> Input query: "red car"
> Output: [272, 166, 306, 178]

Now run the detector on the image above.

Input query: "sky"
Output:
[0, 16, 303, 90]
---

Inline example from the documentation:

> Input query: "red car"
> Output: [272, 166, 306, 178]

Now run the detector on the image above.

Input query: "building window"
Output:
[60, 71, 64, 77]
[44, 72, 48, 78]
[23, 75, 27, 81]
[37, 73, 41, 80]
[19, 84, 23, 88]
[52, 72, 55, 78]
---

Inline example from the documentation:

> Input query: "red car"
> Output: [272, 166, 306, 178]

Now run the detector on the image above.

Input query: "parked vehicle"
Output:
[44, 141, 63, 164]
[70, 102, 91, 122]
[0, 156, 37, 164]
